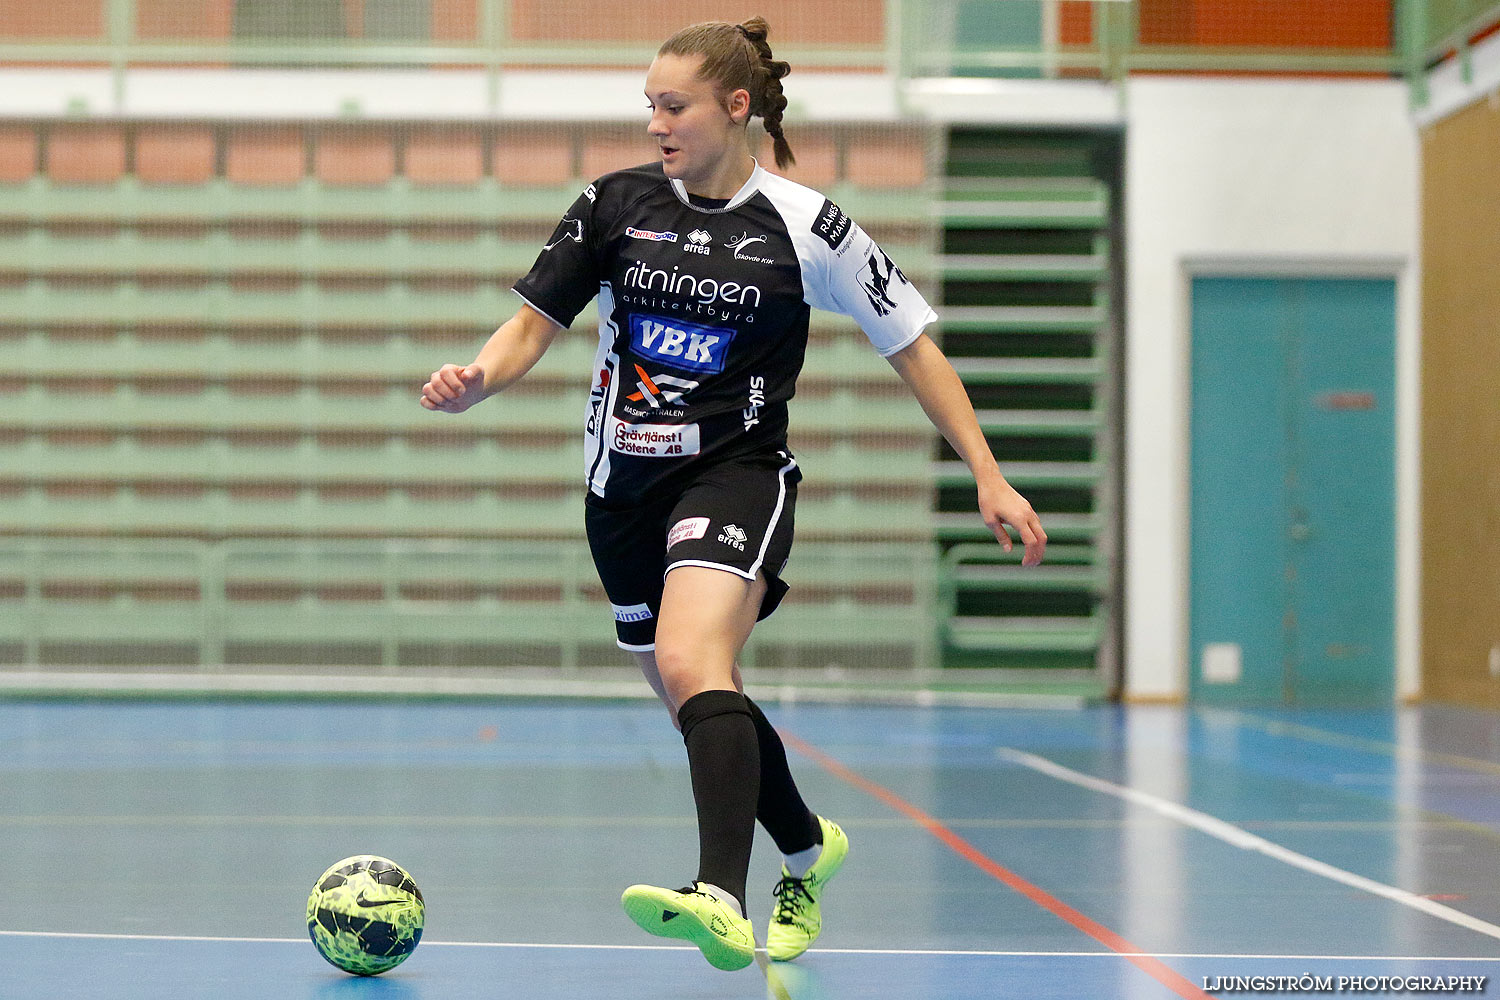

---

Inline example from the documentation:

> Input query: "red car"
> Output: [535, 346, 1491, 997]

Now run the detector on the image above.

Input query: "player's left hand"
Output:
[979, 479, 1046, 567]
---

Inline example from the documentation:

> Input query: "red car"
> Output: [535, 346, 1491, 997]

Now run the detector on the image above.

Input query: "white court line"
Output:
[998, 747, 1500, 944]
[0, 931, 681, 950]
[2, 930, 1498, 961]
[0, 931, 309, 944]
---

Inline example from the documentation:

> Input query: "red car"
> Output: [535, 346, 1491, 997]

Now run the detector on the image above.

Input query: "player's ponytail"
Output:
[658, 18, 797, 170]
[735, 18, 795, 170]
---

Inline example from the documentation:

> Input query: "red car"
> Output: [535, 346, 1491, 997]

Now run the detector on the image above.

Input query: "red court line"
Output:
[781, 730, 1214, 1000]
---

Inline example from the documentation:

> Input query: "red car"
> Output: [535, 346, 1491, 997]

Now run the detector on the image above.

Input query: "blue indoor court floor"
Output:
[4, 698, 1500, 999]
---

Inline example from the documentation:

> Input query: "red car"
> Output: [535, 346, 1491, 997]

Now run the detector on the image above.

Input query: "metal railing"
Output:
[2, 1, 1496, 103]
[0, 537, 940, 675]
[1407, 0, 1500, 102]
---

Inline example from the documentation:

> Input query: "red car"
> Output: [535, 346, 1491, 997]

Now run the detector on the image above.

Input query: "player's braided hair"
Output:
[658, 17, 796, 169]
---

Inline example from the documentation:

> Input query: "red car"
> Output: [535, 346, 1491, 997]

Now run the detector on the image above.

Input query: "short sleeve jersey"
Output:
[513, 160, 936, 507]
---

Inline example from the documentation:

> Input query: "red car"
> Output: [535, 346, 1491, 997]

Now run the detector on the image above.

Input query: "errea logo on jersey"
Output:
[629, 314, 736, 374]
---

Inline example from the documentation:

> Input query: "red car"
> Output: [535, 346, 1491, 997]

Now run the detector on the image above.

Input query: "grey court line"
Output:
[1227, 712, 1500, 778]
[0, 814, 1465, 831]
[997, 746, 1500, 944]
[2, 931, 1498, 961]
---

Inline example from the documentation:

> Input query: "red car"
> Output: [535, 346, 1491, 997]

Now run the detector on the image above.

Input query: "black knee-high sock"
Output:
[743, 695, 822, 855]
[676, 690, 760, 912]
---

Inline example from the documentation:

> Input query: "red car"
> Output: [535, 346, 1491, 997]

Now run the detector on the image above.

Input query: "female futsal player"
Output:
[420, 17, 1046, 972]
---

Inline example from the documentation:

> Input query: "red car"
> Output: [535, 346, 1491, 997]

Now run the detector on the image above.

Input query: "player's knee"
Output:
[653, 634, 731, 705]
[652, 638, 700, 692]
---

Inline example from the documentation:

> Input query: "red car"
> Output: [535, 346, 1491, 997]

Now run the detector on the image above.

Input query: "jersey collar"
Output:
[668, 159, 765, 214]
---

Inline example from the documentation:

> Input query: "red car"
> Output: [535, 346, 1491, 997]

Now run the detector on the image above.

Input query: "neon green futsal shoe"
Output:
[767, 815, 849, 962]
[620, 882, 756, 971]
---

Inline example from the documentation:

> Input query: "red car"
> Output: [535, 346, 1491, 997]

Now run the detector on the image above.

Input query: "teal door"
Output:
[1189, 277, 1396, 706]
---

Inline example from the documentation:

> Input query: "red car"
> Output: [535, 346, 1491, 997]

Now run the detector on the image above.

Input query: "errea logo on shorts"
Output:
[718, 524, 748, 551]
[629, 314, 735, 374]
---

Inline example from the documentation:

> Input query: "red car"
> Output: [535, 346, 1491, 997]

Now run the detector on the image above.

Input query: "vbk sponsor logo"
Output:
[627, 227, 679, 243]
[718, 524, 748, 551]
[629, 314, 735, 374]
[725, 232, 774, 264]
[860, 247, 910, 317]
[684, 229, 712, 255]
[667, 516, 710, 549]
[611, 602, 653, 623]
[610, 421, 701, 457]
[742, 375, 766, 432]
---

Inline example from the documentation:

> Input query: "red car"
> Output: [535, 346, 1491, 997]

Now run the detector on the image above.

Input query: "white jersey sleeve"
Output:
[763, 175, 938, 357]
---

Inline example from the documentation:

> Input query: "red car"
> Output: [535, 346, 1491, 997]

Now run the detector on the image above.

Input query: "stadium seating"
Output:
[931, 128, 1115, 670]
[0, 119, 943, 672]
[1, 117, 1117, 677]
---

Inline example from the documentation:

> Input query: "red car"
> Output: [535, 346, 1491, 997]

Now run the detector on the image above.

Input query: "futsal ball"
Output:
[306, 855, 425, 976]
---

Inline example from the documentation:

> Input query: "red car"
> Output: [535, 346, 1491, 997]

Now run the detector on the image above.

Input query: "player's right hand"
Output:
[420, 363, 486, 413]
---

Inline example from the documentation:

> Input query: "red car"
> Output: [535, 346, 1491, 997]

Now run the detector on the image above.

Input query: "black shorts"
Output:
[584, 450, 802, 650]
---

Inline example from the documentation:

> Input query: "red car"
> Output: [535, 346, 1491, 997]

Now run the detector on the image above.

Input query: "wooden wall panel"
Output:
[1059, 3, 1094, 46]
[430, 0, 477, 40]
[1420, 98, 1500, 705]
[1190, 0, 1389, 48]
[1137, 0, 1390, 48]
[135, 0, 233, 38]
[0, 0, 103, 38]
[507, 0, 882, 45]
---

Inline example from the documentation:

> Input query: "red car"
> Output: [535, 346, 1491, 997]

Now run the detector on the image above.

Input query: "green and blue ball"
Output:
[306, 855, 424, 976]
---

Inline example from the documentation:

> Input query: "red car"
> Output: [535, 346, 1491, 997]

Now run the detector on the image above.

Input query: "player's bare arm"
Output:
[887, 332, 1047, 567]
[419, 302, 563, 412]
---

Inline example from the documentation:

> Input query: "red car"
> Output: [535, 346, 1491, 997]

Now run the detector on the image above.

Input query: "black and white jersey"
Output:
[513, 160, 936, 506]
